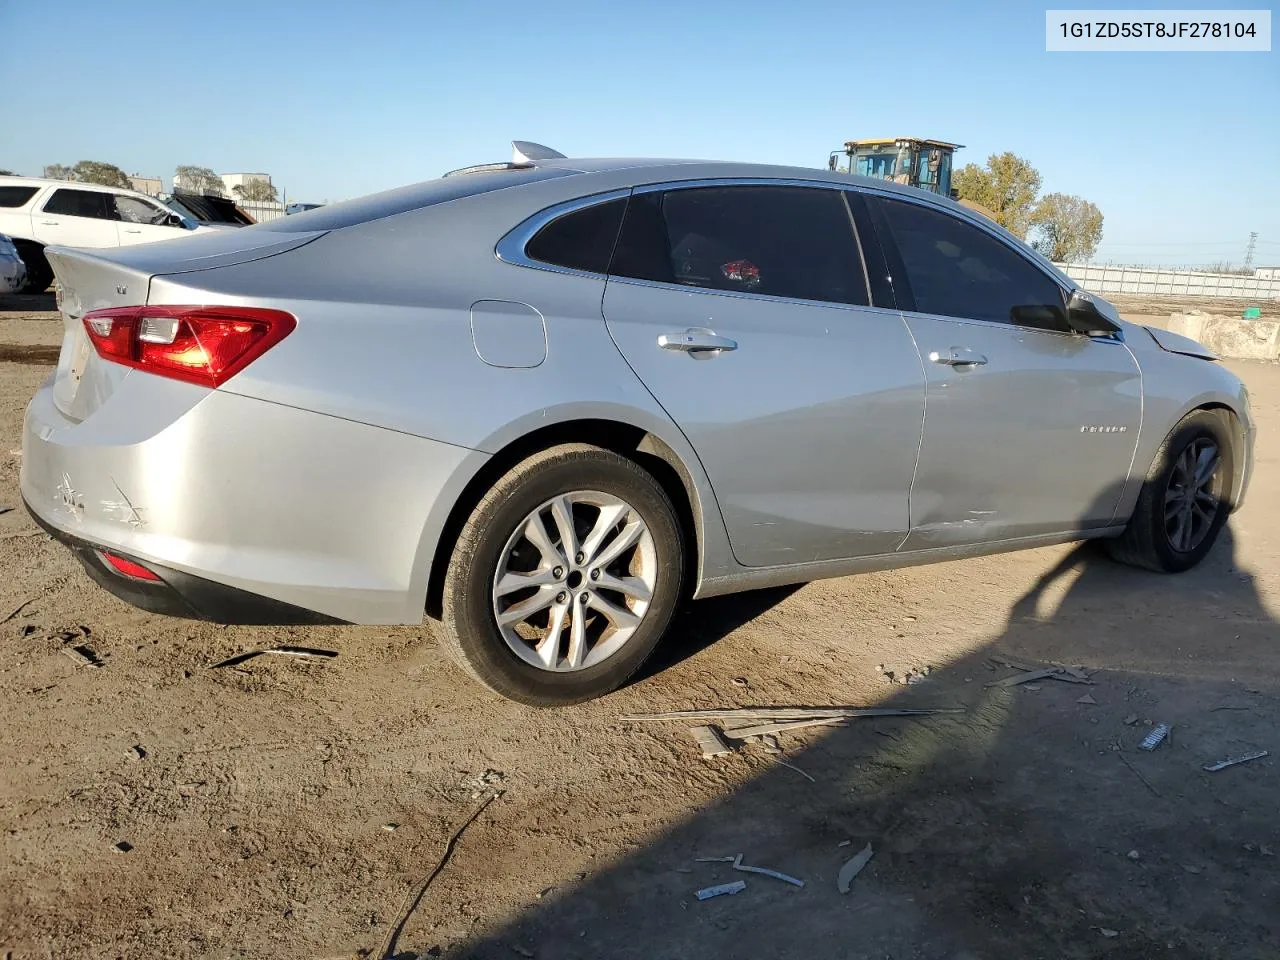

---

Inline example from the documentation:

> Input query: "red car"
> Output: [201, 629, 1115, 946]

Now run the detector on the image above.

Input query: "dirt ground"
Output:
[1, 291, 1277, 960]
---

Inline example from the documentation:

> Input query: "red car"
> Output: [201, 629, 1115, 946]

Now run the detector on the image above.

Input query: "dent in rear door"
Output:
[600, 184, 925, 567]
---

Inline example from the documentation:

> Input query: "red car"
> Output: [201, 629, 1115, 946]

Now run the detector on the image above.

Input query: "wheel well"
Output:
[423, 420, 701, 620]
[1195, 402, 1247, 508]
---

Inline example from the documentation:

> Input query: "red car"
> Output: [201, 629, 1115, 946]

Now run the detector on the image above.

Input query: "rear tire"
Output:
[440, 443, 684, 706]
[1106, 410, 1234, 573]
[12, 241, 52, 293]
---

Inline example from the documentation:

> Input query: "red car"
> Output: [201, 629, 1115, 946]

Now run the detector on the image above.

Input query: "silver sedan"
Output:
[21, 143, 1254, 705]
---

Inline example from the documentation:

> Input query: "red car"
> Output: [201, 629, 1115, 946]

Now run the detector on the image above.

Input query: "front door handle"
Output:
[658, 328, 738, 356]
[122, 228, 142, 234]
[40, 220, 59, 226]
[929, 348, 988, 367]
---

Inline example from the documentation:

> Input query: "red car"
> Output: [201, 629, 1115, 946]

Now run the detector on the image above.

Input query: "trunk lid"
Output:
[46, 227, 324, 421]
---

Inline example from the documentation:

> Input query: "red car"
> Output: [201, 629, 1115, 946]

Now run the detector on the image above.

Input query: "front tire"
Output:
[440, 443, 685, 706]
[1106, 410, 1234, 573]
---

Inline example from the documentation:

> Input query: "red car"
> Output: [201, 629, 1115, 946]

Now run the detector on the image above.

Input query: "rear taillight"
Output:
[100, 551, 162, 582]
[81, 306, 295, 388]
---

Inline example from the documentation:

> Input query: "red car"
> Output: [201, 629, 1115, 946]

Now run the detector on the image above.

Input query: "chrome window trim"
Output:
[895, 307, 1126, 344]
[495, 188, 631, 279]
[604, 273, 900, 316]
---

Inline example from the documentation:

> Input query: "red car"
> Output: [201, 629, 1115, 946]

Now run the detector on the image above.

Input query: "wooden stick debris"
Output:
[689, 725, 734, 757]
[375, 791, 500, 959]
[724, 717, 845, 739]
[210, 646, 338, 669]
[1, 596, 40, 624]
[623, 707, 961, 722]
[1118, 753, 1161, 798]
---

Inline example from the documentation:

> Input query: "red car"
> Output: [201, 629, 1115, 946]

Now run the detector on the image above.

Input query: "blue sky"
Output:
[2, 0, 1276, 265]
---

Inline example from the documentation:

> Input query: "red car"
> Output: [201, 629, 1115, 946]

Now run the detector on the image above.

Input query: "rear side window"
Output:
[42, 189, 115, 220]
[610, 186, 868, 305]
[525, 197, 626, 273]
[0, 186, 38, 208]
[870, 196, 1067, 329]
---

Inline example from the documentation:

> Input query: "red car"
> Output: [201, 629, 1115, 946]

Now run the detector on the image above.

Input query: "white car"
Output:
[0, 232, 27, 293]
[0, 177, 213, 292]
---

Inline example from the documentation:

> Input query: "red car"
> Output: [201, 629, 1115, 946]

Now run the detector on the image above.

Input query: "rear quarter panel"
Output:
[145, 177, 737, 609]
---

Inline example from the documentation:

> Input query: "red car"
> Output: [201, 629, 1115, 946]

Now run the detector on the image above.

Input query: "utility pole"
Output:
[1244, 231, 1258, 270]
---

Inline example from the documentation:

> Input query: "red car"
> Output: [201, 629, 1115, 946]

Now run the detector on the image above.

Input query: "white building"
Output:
[221, 172, 273, 199]
[128, 174, 162, 197]
[1255, 266, 1280, 281]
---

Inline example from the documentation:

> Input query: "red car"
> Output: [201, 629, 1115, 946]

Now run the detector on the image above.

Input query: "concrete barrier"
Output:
[1167, 311, 1280, 361]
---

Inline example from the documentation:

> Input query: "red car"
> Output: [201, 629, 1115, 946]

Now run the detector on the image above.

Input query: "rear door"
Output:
[112, 194, 189, 245]
[601, 182, 925, 567]
[32, 188, 118, 248]
[861, 192, 1141, 548]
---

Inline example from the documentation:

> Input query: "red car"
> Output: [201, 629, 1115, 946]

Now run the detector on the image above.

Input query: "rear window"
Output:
[265, 166, 577, 232]
[0, 186, 38, 208]
[525, 198, 626, 273]
[42, 189, 114, 220]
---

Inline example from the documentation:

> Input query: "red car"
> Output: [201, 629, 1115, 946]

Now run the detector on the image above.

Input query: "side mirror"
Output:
[1065, 290, 1122, 337]
[165, 214, 185, 228]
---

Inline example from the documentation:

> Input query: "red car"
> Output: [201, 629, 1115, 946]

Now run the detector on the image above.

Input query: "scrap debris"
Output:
[1203, 750, 1268, 772]
[729, 853, 804, 887]
[210, 646, 338, 669]
[696, 880, 746, 900]
[690, 725, 734, 758]
[986, 660, 1093, 687]
[61, 644, 103, 669]
[837, 842, 874, 894]
[1076, 694, 1098, 705]
[1118, 753, 1161, 798]
[624, 706, 960, 722]
[1139, 723, 1171, 751]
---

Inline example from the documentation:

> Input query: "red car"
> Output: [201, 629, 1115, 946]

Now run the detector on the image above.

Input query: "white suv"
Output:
[0, 177, 214, 292]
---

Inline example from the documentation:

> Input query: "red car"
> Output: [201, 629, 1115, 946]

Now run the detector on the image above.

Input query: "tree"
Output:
[0, 169, 15, 176]
[1029, 193, 1104, 262]
[232, 179, 278, 202]
[174, 165, 225, 196]
[953, 152, 1043, 239]
[42, 164, 74, 181]
[70, 161, 132, 189]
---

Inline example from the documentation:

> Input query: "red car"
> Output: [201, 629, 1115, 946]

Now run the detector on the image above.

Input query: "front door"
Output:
[112, 194, 188, 245]
[602, 183, 926, 568]
[863, 193, 1141, 549]
[32, 188, 118, 248]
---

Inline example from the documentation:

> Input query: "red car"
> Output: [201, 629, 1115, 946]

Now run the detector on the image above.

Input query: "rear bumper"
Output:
[26, 500, 341, 624]
[21, 373, 477, 624]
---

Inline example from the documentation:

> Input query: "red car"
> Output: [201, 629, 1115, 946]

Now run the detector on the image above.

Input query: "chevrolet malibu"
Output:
[21, 143, 1254, 705]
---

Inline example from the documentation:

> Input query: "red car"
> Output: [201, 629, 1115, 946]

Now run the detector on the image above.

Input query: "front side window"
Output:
[0, 186, 38, 208]
[870, 195, 1067, 330]
[524, 197, 626, 274]
[42, 189, 114, 220]
[114, 196, 171, 225]
[610, 185, 869, 306]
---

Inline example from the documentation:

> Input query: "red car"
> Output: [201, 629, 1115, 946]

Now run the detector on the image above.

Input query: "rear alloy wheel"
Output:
[1106, 410, 1234, 573]
[440, 444, 684, 706]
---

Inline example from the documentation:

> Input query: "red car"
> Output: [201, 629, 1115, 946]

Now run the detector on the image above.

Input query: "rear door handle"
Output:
[929, 348, 987, 367]
[122, 228, 142, 234]
[40, 220, 59, 226]
[658, 328, 738, 356]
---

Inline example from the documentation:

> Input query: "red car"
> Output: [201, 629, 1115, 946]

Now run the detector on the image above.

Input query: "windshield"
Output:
[855, 154, 897, 179]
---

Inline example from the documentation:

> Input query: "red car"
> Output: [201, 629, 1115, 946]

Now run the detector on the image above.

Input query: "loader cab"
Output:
[828, 138, 962, 197]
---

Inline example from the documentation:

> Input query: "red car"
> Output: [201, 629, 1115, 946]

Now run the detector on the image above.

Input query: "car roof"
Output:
[0, 175, 155, 198]
[531, 156, 957, 203]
